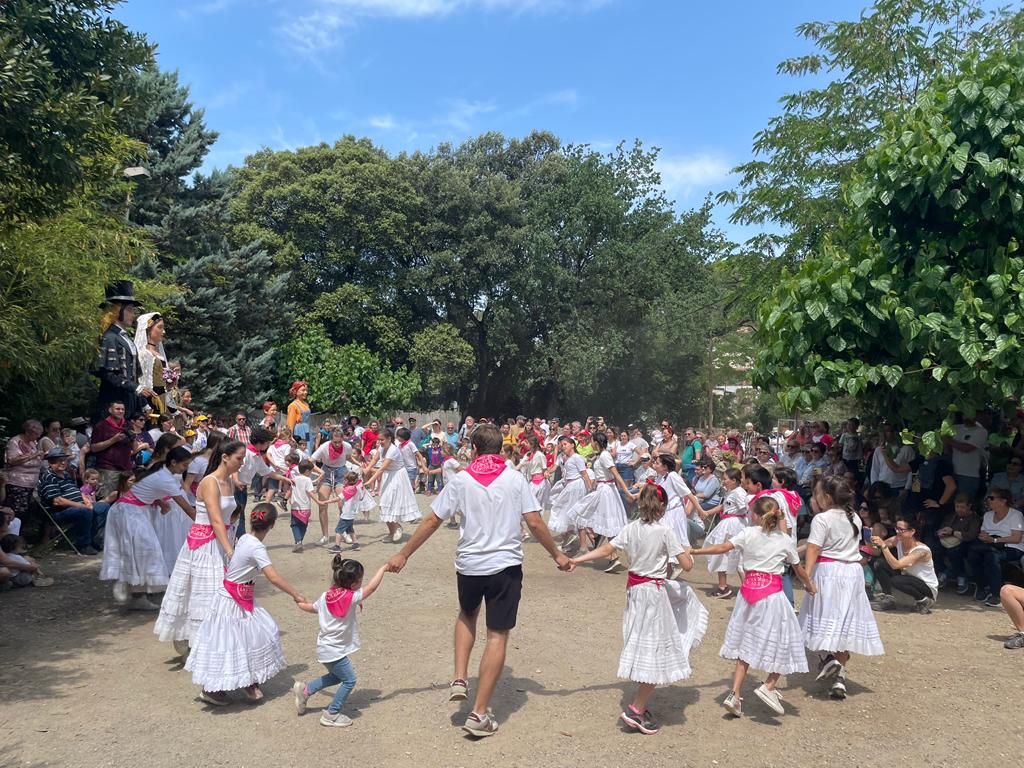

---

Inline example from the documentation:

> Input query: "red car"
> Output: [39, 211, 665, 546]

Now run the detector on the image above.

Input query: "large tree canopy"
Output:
[755, 45, 1024, 449]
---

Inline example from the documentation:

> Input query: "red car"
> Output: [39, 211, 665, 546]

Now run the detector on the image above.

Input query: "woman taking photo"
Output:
[870, 516, 939, 614]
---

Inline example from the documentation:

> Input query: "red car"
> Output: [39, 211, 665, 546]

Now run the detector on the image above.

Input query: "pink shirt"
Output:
[4, 437, 42, 489]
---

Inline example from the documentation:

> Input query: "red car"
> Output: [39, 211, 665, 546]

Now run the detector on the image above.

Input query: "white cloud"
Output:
[280, 9, 352, 56]
[656, 152, 732, 202]
[438, 98, 496, 131]
[368, 114, 399, 130]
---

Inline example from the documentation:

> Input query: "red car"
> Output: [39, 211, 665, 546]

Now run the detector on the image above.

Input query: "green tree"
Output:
[718, 0, 1024, 264]
[0, 0, 152, 224]
[409, 324, 475, 404]
[282, 325, 420, 416]
[754, 45, 1024, 450]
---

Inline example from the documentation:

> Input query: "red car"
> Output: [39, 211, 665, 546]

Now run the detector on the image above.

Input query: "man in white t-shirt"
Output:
[946, 415, 988, 499]
[385, 423, 571, 738]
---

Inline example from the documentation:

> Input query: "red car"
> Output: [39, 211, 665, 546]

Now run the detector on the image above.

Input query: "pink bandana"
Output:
[465, 454, 507, 487]
[328, 442, 346, 462]
[748, 488, 802, 517]
[341, 484, 359, 501]
[325, 587, 357, 618]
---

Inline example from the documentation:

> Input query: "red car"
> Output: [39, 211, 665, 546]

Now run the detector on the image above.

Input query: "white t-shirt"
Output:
[188, 454, 210, 480]
[311, 441, 350, 468]
[592, 450, 614, 481]
[729, 526, 799, 574]
[613, 441, 637, 464]
[239, 448, 273, 485]
[656, 472, 692, 509]
[951, 423, 988, 479]
[632, 436, 650, 455]
[559, 453, 586, 482]
[610, 519, 683, 579]
[314, 589, 364, 662]
[896, 541, 938, 597]
[147, 428, 164, 444]
[345, 460, 363, 478]
[808, 508, 862, 562]
[442, 457, 461, 485]
[382, 444, 404, 475]
[431, 465, 540, 576]
[267, 440, 291, 471]
[520, 451, 545, 479]
[721, 486, 749, 520]
[981, 508, 1024, 552]
[290, 474, 315, 511]
[838, 431, 862, 460]
[225, 533, 271, 583]
[398, 441, 419, 471]
[129, 467, 186, 503]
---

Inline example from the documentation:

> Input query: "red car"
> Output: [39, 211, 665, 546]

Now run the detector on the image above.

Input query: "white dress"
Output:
[154, 491, 236, 644]
[377, 444, 421, 523]
[612, 520, 708, 684]
[799, 509, 884, 656]
[520, 451, 550, 510]
[719, 527, 808, 674]
[548, 454, 589, 534]
[99, 468, 183, 591]
[568, 450, 627, 537]
[657, 472, 694, 547]
[149, 484, 193, 575]
[184, 534, 285, 691]
[705, 487, 749, 574]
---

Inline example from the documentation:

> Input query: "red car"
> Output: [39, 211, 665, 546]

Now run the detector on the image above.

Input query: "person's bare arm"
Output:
[523, 511, 572, 570]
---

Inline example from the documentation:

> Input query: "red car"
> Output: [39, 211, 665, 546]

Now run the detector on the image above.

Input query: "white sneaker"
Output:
[754, 684, 785, 715]
[722, 691, 742, 717]
[292, 542, 303, 553]
[320, 711, 353, 727]
[293, 681, 309, 715]
[316, 536, 329, 545]
[112, 581, 130, 604]
[603, 559, 624, 574]
[816, 655, 841, 681]
[391, 527, 403, 543]
[830, 674, 847, 699]
[342, 533, 353, 544]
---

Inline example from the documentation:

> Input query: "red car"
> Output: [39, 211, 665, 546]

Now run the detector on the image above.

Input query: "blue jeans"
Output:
[306, 656, 356, 714]
[782, 569, 795, 606]
[90, 501, 110, 545]
[426, 471, 443, 493]
[965, 541, 1023, 597]
[616, 464, 635, 508]
[52, 504, 101, 549]
[290, 515, 308, 544]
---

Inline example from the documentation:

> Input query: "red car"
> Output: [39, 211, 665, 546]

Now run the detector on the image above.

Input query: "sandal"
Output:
[243, 684, 264, 702]
[712, 587, 733, 599]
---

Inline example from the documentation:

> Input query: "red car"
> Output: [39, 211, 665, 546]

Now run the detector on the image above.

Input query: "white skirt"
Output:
[799, 560, 884, 656]
[720, 590, 808, 675]
[661, 501, 691, 547]
[548, 478, 587, 534]
[378, 470, 421, 523]
[705, 517, 747, 574]
[184, 590, 285, 690]
[149, 504, 193, 575]
[617, 580, 707, 684]
[342, 491, 376, 518]
[99, 501, 168, 590]
[529, 477, 551, 510]
[153, 538, 228, 643]
[569, 483, 627, 538]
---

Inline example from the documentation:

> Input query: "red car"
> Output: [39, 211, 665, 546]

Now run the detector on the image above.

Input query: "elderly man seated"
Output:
[36, 447, 107, 555]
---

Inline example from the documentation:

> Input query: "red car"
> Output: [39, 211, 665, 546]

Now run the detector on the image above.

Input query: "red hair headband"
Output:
[644, 478, 668, 504]
[252, 508, 269, 523]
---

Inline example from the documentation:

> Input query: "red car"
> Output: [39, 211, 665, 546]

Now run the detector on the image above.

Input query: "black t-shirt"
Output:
[919, 455, 955, 501]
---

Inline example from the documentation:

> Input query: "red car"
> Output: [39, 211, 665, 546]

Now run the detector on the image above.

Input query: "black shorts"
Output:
[456, 565, 523, 631]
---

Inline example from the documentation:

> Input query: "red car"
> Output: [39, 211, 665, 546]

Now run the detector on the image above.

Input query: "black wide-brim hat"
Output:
[101, 280, 142, 308]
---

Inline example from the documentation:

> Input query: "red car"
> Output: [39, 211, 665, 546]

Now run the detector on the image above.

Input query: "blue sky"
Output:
[117, 0, 868, 241]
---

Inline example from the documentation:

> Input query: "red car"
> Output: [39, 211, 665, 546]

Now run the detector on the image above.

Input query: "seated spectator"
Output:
[954, 488, 1024, 607]
[931, 493, 981, 590]
[990, 457, 1024, 508]
[999, 584, 1024, 649]
[36, 447, 107, 555]
[870, 516, 939, 614]
[823, 442, 846, 478]
[1, 506, 21, 537]
[0, 534, 54, 588]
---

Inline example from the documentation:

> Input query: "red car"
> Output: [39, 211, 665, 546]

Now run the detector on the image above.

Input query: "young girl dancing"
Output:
[547, 436, 592, 551]
[364, 428, 422, 543]
[331, 471, 374, 551]
[568, 432, 634, 572]
[185, 503, 307, 706]
[572, 484, 706, 736]
[691, 496, 815, 717]
[701, 468, 749, 598]
[293, 557, 387, 727]
[154, 440, 244, 658]
[800, 476, 884, 699]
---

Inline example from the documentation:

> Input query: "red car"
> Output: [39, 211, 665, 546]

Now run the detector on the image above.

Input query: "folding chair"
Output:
[33, 496, 83, 556]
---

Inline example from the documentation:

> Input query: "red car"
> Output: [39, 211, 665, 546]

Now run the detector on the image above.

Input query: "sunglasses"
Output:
[895, 526, 911, 532]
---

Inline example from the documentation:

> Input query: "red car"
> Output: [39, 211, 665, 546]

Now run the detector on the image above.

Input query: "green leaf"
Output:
[958, 80, 981, 102]
[951, 142, 970, 173]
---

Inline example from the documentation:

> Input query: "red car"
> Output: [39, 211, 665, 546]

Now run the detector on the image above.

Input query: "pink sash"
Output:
[325, 586, 357, 618]
[291, 508, 311, 525]
[739, 571, 782, 604]
[223, 578, 254, 612]
[531, 473, 545, 485]
[626, 571, 664, 590]
[119, 492, 148, 507]
[720, 513, 745, 520]
[464, 454, 507, 487]
[817, 555, 856, 564]
[186, 523, 215, 550]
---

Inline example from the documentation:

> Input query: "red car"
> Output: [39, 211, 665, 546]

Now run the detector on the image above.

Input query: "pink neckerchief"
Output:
[246, 444, 261, 454]
[341, 484, 359, 501]
[327, 442, 346, 462]
[272, 439, 287, 449]
[748, 488, 802, 516]
[465, 454, 507, 487]
[325, 587, 359, 618]
[105, 416, 126, 431]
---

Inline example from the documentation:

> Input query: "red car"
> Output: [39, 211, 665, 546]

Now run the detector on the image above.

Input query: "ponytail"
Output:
[752, 496, 782, 534]
[818, 475, 858, 540]
[332, 556, 365, 589]
[206, 439, 244, 478]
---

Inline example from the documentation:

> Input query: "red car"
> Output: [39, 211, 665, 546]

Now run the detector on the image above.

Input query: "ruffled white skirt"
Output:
[799, 560, 884, 656]
[705, 517, 747, 574]
[569, 483, 627, 538]
[661, 500, 691, 547]
[99, 501, 168, 591]
[529, 477, 551, 510]
[184, 589, 285, 690]
[548, 478, 587, 534]
[618, 581, 708, 684]
[378, 470, 421, 523]
[153, 538, 228, 643]
[720, 590, 808, 675]
[149, 505, 193, 575]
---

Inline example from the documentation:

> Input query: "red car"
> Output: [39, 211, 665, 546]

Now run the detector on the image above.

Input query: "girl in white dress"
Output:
[691, 496, 816, 718]
[547, 436, 592, 548]
[519, 435, 551, 512]
[800, 476, 884, 699]
[701, 468, 749, 598]
[568, 432, 634, 571]
[155, 440, 243, 657]
[363, 428, 421, 543]
[185, 503, 307, 706]
[643, 453, 701, 548]
[143, 433, 195, 575]
[571, 484, 706, 736]
[100, 446, 197, 610]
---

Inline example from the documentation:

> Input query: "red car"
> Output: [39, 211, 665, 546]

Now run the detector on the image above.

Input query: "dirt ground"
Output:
[2, 494, 1022, 768]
